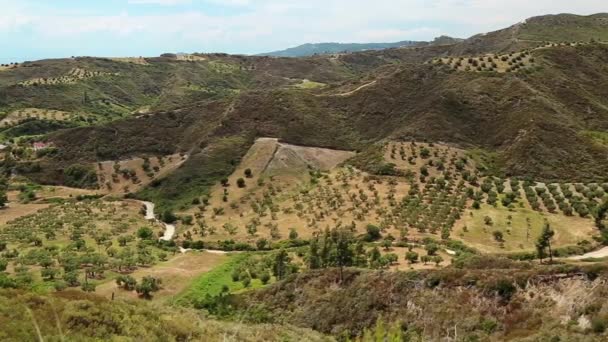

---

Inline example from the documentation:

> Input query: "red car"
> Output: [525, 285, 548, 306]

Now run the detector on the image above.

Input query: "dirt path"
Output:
[336, 80, 377, 96]
[315, 80, 377, 97]
[568, 247, 608, 260]
[141, 200, 175, 241]
[141, 200, 230, 254]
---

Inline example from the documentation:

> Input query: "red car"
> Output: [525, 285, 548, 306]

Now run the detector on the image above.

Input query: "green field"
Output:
[174, 252, 274, 305]
[454, 202, 596, 253]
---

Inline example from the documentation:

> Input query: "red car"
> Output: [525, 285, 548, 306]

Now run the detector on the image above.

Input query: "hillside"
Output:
[450, 13, 608, 55]
[258, 40, 423, 57]
[2, 38, 607, 215]
[3, 12, 608, 340]
[228, 260, 608, 340]
[0, 289, 331, 341]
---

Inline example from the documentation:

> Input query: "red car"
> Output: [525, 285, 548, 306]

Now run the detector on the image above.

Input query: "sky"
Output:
[0, 0, 606, 62]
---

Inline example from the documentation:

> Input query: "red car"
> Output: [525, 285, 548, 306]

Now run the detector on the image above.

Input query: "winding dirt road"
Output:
[141, 200, 229, 254]
[568, 246, 608, 260]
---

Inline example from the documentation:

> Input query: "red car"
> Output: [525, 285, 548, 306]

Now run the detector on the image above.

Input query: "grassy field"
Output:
[174, 252, 274, 305]
[96, 251, 228, 302]
[454, 202, 596, 253]
[293, 79, 326, 89]
[581, 130, 608, 147]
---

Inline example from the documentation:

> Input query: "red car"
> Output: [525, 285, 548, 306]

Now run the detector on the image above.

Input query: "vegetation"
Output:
[2, 12, 608, 341]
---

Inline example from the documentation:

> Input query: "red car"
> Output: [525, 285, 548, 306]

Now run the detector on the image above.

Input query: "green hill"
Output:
[3, 13, 608, 209]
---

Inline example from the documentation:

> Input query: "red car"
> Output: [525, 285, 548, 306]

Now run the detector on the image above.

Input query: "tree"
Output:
[420, 148, 430, 158]
[289, 228, 299, 240]
[381, 238, 393, 251]
[260, 271, 271, 285]
[405, 251, 419, 264]
[334, 229, 354, 282]
[425, 243, 439, 256]
[368, 246, 382, 269]
[256, 238, 269, 250]
[136, 276, 161, 298]
[308, 238, 321, 269]
[484, 216, 493, 226]
[41, 268, 59, 280]
[385, 253, 398, 265]
[536, 223, 555, 263]
[220, 178, 229, 187]
[241, 274, 252, 287]
[116, 275, 138, 290]
[244, 168, 253, 178]
[137, 226, 154, 240]
[237, 178, 246, 188]
[0, 189, 7, 208]
[0, 258, 8, 272]
[63, 271, 80, 287]
[162, 210, 177, 223]
[365, 224, 382, 241]
[432, 255, 444, 266]
[273, 249, 291, 280]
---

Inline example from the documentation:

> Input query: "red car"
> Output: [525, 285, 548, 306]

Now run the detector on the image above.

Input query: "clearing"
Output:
[96, 251, 228, 302]
[453, 203, 596, 253]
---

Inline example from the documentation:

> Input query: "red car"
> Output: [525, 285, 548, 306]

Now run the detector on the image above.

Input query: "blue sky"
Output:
[0, 0, 606, 62]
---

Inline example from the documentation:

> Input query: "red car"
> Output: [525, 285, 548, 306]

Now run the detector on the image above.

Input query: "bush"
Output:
[162, 210, 177, 223]
[63, 164, 98, 189]
[591, 316, 607, 333]
[363, 225, 382, 242]
[137, 227, 154, 240]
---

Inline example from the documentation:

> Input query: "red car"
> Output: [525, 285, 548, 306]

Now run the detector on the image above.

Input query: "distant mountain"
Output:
[431, 35, 464, 45]
[257, 40, 424, 57]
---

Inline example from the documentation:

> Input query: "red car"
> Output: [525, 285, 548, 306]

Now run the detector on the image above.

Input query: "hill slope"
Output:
[2, 13, 608, 209]
[258, 40, 423, 57]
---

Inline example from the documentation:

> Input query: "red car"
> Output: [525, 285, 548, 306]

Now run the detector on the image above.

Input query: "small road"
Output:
[140, 200, 231, 254]
[315, 80, 378, 97]
[568, 246, 608, 260]
[142, 201, 175, 241]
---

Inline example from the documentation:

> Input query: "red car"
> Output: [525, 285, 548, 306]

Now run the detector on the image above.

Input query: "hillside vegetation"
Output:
[3, 13, 608, 341]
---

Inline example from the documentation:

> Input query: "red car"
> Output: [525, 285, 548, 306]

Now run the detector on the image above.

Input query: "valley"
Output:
[2, 11, 608, 341]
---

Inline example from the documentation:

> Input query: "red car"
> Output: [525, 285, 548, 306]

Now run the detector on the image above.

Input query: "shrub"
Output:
[364, 225, 382, 242]
[244, 168, 253, 178]
[63, 164, 98, 189]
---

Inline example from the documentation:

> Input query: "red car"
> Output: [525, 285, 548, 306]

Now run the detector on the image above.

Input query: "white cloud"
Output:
[128, 0, 191, 5]
[1, 0, 608, 57]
